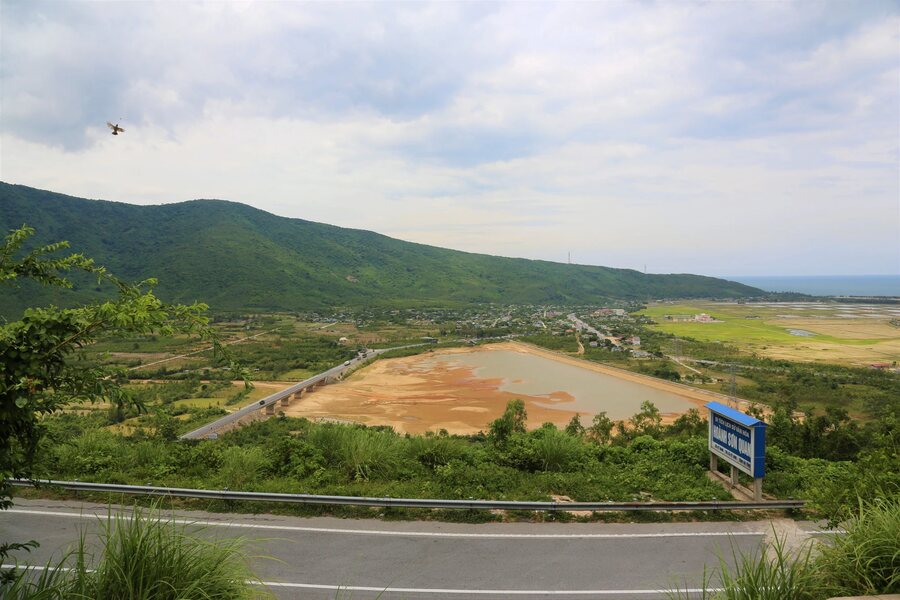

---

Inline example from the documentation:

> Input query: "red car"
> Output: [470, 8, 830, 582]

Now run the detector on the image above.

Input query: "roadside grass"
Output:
[0, 505, 267, 599]
[815, 497, 900, 595]
[667, 496, 900, 599]
[278, 367, 317, 380]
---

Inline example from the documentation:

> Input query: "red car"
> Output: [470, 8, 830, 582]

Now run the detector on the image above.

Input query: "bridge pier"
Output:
[280, 396, 290, 407]
[265, 403, 275, 415]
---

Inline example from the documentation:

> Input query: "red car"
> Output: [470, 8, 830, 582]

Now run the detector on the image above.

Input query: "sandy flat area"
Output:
[282, 342, 725, 435]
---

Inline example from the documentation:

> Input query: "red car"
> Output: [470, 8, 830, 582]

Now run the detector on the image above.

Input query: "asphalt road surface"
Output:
[1, 498, 828, 599]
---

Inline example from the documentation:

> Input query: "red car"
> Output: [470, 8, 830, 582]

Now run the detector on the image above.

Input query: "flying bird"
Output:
[107, 122, 125, 135]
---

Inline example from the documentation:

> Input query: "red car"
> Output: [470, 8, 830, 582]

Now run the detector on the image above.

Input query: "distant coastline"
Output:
[729, 275, 899, 297]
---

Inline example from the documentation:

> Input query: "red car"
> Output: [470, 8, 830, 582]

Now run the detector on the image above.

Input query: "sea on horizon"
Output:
[728, 275, 899, 297]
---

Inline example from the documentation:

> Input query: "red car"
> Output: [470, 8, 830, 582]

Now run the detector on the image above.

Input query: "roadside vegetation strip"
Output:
[8, 479, 806, 512]
[4, 509, 776, 538]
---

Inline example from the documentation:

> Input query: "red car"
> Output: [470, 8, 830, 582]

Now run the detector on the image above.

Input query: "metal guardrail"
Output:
[9, 479, 806, 512]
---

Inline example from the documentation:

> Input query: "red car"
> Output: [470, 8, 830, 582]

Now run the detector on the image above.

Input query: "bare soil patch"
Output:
[282, 342, 717, 434]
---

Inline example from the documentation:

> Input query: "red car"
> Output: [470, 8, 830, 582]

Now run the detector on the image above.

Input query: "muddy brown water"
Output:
[420, 349, 697, 420]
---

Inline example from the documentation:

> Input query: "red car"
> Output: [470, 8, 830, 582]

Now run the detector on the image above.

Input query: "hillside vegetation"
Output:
[0, 182, 760, 313]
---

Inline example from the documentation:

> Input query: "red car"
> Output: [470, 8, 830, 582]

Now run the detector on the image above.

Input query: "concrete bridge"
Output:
[179, 344, 424, 440]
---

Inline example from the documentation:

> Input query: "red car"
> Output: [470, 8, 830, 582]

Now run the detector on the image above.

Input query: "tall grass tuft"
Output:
[532, 428, 585, 472]
[717, 533, 819, 600]
[1, 505, 266, 599]
[89, 506, 263, 599]
[218, 445, 268, 489]
[668, 495, 900, 599]
[816, 496, 900, 595]
[667, 533, 818, 600]
[308, 424, 404, 480]
[407, 434, 468, 469]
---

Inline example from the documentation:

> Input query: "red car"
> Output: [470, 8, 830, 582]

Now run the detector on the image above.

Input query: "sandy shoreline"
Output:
[281, 342, 731, 435]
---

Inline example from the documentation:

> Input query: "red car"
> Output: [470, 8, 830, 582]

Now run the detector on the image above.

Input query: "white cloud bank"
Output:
[1, 1, 897, 276]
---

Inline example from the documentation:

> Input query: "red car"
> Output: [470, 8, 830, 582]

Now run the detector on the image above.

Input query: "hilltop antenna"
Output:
[568, 251, 571, 265]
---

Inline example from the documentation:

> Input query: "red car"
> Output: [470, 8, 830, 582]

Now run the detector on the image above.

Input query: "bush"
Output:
[263, 435, 325, 479]
[218, 446, 267, 490]
[502, 425, 586, 472]
[407, 434, 470, 470]
[53, 430, 126, 477]
[307, 424, 406, 480]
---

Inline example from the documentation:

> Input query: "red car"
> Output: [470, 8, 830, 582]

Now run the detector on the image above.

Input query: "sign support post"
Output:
[706, 402, 767, 502]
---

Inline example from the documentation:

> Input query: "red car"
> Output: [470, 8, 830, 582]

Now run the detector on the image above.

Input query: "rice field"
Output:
[641, 302, 900, 366]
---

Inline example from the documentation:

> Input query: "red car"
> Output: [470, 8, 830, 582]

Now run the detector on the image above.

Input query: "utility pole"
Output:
[729, 363, 737, 408]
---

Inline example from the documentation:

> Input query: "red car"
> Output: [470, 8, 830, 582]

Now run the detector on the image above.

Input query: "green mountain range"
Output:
[0, 182, 761, 314]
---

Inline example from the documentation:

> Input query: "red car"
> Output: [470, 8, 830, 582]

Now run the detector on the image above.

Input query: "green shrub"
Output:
[407, 434, 469, 470]
[263, 435, 325, 479]
[502, 425, 586, 472]
[218, 446, 267, 490]
[307, 424, 406, 480]
[53, 430, 126, 477]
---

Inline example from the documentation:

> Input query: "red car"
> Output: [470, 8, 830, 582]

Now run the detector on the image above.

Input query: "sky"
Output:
[1, 1, 898, 278]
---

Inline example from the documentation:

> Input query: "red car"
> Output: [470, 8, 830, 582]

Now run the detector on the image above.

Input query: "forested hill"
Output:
[0, 183, 761, 313]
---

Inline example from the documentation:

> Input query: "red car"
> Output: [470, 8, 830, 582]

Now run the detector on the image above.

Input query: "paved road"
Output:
[181, 347, 395, 440]
[1, 498, 826, 599]
[568, 314, 618, 346]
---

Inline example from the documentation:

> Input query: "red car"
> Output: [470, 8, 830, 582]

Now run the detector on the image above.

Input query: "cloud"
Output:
[1, 1, 897, 275]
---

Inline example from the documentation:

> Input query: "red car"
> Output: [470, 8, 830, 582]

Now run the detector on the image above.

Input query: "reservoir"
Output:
[420, 349, 698, 420]
[283, 342, 709, 433]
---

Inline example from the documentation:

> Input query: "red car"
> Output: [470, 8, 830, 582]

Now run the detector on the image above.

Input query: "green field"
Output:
[643, 304, 875, 345]
[640, 302, 900, 365]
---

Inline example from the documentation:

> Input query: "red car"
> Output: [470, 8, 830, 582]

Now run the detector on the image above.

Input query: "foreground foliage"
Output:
[0, 225, 243, 583]
[28, 396, 898, 524]
[1, 505, 264, 599]
[669, 496, 900, 599]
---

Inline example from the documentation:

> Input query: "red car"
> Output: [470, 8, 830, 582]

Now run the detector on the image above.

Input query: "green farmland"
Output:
[640, 302, 900, 366]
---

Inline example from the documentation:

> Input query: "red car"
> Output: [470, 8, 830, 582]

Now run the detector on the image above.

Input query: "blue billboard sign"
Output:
[706, 402, 767, 478]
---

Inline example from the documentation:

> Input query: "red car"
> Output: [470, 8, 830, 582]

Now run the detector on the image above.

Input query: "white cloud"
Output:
[1, 1, 897, 276]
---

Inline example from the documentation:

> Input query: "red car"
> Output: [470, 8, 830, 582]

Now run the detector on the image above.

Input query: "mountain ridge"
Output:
[0, 182, 762, 313]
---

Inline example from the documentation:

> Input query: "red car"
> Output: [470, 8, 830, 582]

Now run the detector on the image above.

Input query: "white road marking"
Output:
[258, 581, 724, 595]
[4, 508, 765, 539]
[1, 566, 720, 596]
